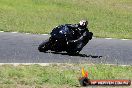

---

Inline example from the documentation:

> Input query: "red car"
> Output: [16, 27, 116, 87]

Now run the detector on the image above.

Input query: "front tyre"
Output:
[38, 39, 50, 52]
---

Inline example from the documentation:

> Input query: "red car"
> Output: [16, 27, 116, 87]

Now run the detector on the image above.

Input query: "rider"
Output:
[50, 20, 93, 53]
[67, 20, 90, 40]
[66, 20, 93, 53]
[51, 20, 92, 41]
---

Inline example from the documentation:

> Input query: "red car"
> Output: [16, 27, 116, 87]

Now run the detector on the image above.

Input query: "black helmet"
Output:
[79, 20, 88, 28]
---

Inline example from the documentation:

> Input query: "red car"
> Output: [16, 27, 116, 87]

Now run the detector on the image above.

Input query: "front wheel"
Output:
[38, 39, 50, 52]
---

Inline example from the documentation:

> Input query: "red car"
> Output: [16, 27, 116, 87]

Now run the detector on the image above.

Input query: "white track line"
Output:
[105, 38, 112, 39]
[0, 31, 4, 32]
[41, 34, 48, 35]
[0, 63, 51, 66]
[104, 37, 130, 40]
[0, 63, 130, 66]
[25, 33, 31, 34]
[121, 39, 129, 40]
[0, 31, 131, 40]
[11, 32, 18, 33]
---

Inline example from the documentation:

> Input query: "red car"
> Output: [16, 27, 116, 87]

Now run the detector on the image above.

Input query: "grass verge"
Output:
[0, 64, 132, 88]
[0, 0, 132, 39]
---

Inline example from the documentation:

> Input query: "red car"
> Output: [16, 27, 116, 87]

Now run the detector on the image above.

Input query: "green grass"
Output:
[0, 64, 132, 88]
[0, 0, 132, 39]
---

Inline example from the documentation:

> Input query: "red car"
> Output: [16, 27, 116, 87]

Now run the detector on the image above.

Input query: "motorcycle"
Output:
[38, 25, 93, 54]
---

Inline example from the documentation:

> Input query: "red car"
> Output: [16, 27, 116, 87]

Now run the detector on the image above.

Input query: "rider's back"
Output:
[50, 24, 80, 41]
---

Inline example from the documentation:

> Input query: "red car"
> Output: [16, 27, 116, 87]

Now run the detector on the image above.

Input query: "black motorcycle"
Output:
[38, 25, 93, 54]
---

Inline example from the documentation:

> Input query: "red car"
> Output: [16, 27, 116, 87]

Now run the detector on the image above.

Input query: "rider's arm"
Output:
[75, 31, 88, 41]
[69, 29, 93, 43]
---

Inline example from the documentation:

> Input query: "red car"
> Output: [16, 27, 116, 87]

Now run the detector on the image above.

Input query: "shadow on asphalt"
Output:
[44, 52, 102, 58]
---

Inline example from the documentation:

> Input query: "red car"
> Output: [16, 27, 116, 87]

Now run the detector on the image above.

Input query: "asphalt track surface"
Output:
[0, 32, 132, 65]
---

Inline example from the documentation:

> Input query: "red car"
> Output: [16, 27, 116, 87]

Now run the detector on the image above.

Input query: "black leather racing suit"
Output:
[64, 24, 93, 52]
[50, 24, 93, 52]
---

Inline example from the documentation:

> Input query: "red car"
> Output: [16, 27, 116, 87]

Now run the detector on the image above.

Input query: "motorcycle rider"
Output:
[51, 20, 90, 40]
[50, 20, 93, 53]
[66, 20, 93, 53]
